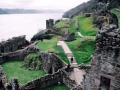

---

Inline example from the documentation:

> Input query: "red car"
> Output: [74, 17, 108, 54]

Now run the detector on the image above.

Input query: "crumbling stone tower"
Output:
[82, 25, 120, 90]
[46, 19, 54, 29]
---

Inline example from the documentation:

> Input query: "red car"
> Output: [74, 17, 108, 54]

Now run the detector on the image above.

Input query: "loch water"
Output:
[0, 13, 63, 41]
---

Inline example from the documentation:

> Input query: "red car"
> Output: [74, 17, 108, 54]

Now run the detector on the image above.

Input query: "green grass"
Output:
[36, 36, 69, 64]
[77, 15, 97, 36]
[66, 36, 95, 64]
[68, 20, 76, 33]
[111, 8, 120, 28]
[55, 15, 97, 36]
[43, 83, 69, 90]
[55, 20, 70, 28]
[2, 61, 46, 84]
[28, 52, 39, 57]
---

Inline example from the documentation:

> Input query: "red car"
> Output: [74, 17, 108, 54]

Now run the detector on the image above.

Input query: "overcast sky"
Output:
[0, 0, 89, 10]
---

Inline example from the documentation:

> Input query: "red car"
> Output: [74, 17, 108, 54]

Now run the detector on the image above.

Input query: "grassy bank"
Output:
[77, 16, 97, 36]
[43, 83, 69, 90]
[36, 36, 69, 64]
[55, 14, 97, 36]
[66, 36, 95, 64]
[54, 14, 97, 64]
[2, 61, 46, 84]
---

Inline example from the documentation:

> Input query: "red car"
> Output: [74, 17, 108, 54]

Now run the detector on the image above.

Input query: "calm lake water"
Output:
[0, 13, 63, 41]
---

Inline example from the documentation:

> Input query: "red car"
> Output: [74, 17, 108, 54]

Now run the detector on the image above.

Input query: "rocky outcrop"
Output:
[63, 0, 120, 18]
[82, 24, 120, 90]
[60, 30, 75, 41]
[41, 52, 67, 74]
[31, 29, 53, 41]
[0, 35, 29, 54]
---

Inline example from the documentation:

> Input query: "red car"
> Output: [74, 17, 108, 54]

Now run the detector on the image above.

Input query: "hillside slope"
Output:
[63, 0, 120, 18]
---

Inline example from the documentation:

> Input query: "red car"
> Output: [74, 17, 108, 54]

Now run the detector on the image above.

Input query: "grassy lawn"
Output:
[55, 15, 97, 36]
[68, 20, 76, 33]
[2, 61, 46, 84]
[77, 16, 97, 36]
[55, 20, 71, 28]
[43, 83, 69, 90]
[36, 36, 69, 64]
[66, 36, 95, 64]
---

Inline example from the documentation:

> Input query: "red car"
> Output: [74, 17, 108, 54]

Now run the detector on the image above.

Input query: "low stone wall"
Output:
[20, 68, 82, 90]
[0, 42, 39, 64]
[0, 51, 29, 64]
[61, 70, 82, 90]
[20, 69, 62, 90]
[62, 70, 77, 88]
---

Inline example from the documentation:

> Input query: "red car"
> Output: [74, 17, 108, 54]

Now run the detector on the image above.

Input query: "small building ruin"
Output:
[46, 19, 54, 29]
[0, 35, 29, 54]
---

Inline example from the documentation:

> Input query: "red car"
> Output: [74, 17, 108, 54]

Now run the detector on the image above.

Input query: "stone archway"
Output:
[1, 46, 4, 53]
[18, 45, 22, 49]
[99, 76, 111, 90]
[0, 80, 3, 88]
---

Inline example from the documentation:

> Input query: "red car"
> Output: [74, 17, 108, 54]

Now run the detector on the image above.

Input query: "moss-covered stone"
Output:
[21, 53, 42, 70]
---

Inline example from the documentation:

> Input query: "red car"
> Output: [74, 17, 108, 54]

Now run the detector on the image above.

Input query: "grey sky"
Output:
[0, 0, 89, 10]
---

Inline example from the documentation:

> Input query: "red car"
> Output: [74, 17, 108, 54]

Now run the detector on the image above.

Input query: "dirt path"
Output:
[57, 40, 85, 85]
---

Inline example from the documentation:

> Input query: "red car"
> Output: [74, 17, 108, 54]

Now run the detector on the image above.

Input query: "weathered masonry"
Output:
[0, 35, 29, 53]
[82, 25, 120, 90]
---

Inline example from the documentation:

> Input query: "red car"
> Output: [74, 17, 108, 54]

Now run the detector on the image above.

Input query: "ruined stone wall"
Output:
[0, 65, 7, 89]
[0, 43, 39, 64]
[46, 19, 54, 29]
[20, 68, 82, 90]
[20, 69, 62, 90]
[61, 70, 82, 90]
[0, 51, 29, 64]
[83, 25, 120, 90]
[41, 52, 67, 74]
[0, 35, 27, 53]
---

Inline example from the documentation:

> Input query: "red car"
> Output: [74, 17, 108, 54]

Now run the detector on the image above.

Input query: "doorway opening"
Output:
[99, 76, 111, 90]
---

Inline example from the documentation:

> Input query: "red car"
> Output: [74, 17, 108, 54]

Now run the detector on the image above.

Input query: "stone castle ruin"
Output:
[82, 24, 120, 90]
[46, 19, 54, 29]
[0, 35, 29, 54]
[1, 1, 120, 89]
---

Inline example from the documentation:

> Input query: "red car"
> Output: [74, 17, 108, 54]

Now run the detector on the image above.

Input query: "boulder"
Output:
[62, 30, 75, 41]
[31, 29, 53, 41]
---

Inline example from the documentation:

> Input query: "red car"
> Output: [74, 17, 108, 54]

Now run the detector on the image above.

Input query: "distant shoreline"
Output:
[0, 8, 65, 14]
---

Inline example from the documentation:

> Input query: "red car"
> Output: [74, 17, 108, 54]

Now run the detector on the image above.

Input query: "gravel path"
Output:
[57, 40, 85, 85]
